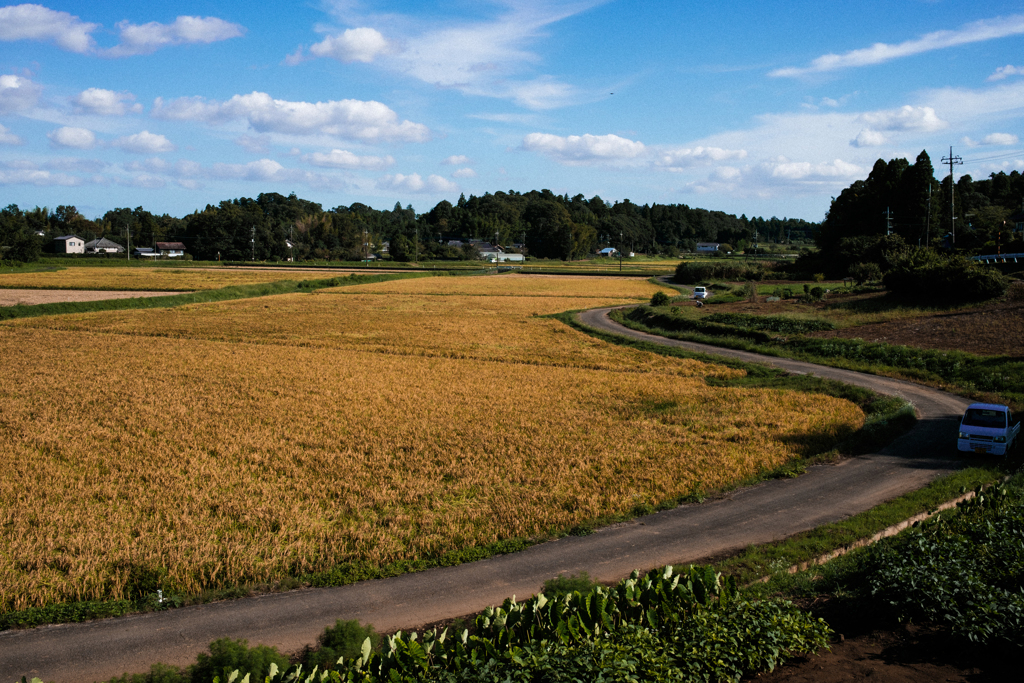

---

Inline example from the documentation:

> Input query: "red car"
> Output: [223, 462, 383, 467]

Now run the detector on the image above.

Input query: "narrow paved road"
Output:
[1, 309, 969, 683]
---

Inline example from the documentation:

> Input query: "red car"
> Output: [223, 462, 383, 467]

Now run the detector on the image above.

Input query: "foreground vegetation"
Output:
[90, 566, 828, 683]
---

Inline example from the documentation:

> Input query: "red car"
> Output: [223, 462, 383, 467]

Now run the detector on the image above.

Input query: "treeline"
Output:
[799, 151, 1022, 300]
[816, 152, 1024, 263]
[2, 190, 817, 263]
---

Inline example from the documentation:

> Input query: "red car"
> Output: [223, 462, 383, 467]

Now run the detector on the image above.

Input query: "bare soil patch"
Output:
[807, 300, 1024, 358]
[746, 600, 1015, 682]
[0, 289, 178, 307]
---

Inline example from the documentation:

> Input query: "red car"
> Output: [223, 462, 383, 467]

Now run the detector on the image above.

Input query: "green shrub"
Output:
[190, 638, 289, 683]
[883, 249, 1008, 302]
[650, 290, 670, 306]
[307, 620, 380, 671]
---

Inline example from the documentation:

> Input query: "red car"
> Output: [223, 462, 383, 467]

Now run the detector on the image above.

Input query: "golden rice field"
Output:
[0, 266, 316, 291]
[0, 274, 864, 611]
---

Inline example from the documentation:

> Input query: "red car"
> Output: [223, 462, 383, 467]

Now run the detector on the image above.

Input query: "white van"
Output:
[693, 286, 709, 299]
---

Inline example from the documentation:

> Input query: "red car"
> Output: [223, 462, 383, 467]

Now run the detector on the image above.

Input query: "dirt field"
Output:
[809, 300, 1024, 358]
[746, 602, 1015, 682]
[0, 289, 178, 306]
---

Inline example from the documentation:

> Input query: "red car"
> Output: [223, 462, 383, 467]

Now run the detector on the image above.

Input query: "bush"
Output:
[307, 620, 380, 671]
[674, 260, 776, 284]
[650, 291, 670, 306]
[883, 249, 1008, 302]
[190, 638, 290, 683]
[848, 262, 882, 285]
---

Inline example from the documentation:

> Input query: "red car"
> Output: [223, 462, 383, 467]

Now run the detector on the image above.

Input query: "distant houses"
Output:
[52, 235, 189, 258]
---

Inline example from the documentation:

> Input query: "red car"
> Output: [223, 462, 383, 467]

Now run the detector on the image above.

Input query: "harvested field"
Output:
[809, 300, 1024, 357]
[0, 266, 315, 291]
[0, 275, 864, 611]
[0, 289, 177, 307]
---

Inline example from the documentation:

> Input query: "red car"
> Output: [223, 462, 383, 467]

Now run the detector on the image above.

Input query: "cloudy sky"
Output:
[1, 0, 1022, 221]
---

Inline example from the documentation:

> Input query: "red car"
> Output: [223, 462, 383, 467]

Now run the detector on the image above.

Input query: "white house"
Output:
[696, 242, 721, 253]
[155, 242, 187, 258]
[597, 247, 618, 256]
[54, 235, 85, 254]
[84, 238, 125, 254]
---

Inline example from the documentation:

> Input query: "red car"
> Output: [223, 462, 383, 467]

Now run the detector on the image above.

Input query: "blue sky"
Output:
[0, 1, 1022, 221]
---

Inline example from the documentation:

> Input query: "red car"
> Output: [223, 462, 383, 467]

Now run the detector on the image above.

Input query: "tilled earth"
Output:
[745, 600, 1016, 682]
[809, 300, 1024, 358]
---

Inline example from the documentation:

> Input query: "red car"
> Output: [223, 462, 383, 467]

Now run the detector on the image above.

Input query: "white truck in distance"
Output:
[957, 403, 1020, 456]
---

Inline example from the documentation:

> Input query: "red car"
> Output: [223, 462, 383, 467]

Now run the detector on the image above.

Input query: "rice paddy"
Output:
[0, 273, 864, 611]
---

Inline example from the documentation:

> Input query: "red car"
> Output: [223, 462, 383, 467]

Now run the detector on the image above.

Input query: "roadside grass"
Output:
[0, 272, 433, 321]
[613, 305, 1024, 410]
[723, 466, 1006, 591]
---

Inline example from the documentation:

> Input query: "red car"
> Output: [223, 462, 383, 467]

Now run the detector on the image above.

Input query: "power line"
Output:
[942, 146, 963, 244]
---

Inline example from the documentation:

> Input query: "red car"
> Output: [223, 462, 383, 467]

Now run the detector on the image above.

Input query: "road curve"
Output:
[1, 309, 970, 683]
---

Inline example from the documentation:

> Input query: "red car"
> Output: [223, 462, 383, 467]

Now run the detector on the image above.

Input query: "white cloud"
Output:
[982, 132, 1019, 145]
[116, 173, 166, 189]
[73, 87, 142, 115]
[303, 149, 394, 170]
[442, 155, 470, 165]
[235, 134, 271, 153]
[304, 1, 600, 109]
[0, 74, 42, 114]
[764, 157, 865, 181]
[856, 105, 947, 132]
[0, 4, 98, 53]
[377, 173, 458, 193]
[107, 15, 245, 57]
[310, 27, 389, 63]
[0, 167, 84, 186]
[152, 91, 430, 143]
[112, 130, 174, 154]
[772, 14, 1024, 77]
[47, 126, 96, 149]
[452, 167, 476, 178]
[655, 146, 747, 170]
[522, 133, 646, 163]
[0, 124, 22, 145]
[920, 80, 1024, 124]
[851, 129, 887, 147]
[988, 65, 1024, 81]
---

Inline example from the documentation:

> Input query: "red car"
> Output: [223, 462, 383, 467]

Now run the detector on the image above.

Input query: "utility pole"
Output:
[925, 184, 932, 247]
[942, 146, 963, 245]
[884, 207, 893, 236]
[251, 225, 255, 261]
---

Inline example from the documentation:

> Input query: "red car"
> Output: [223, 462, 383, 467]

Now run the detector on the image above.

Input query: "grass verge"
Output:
[0, 272, 433, 321]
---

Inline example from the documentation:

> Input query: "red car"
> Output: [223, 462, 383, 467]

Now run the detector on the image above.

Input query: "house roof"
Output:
[54, 235, 81, 241]
[155, 242, 187, 250]
[85, 238, 124, 250]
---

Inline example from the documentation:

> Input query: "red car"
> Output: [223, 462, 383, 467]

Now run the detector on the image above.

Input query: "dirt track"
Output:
[0, 309, 971, 683]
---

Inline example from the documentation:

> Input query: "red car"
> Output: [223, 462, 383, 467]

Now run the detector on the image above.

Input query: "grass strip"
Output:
[734, 466, 1007, 596]
[0, 272, 434, 321]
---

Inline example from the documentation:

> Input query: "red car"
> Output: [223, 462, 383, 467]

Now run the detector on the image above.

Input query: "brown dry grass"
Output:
[0, 266, 309, 291]
[0, 275, 864, 610]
